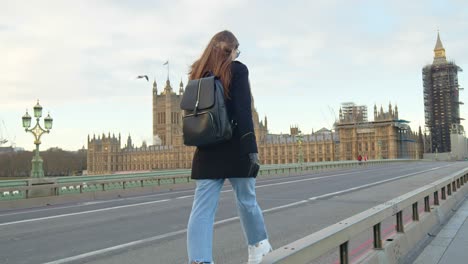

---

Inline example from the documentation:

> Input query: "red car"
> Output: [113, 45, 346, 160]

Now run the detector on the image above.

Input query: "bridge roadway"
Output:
[0, 161, 466, 264]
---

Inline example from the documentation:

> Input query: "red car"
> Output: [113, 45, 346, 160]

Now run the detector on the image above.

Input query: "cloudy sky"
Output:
[1, 0, 467, 151]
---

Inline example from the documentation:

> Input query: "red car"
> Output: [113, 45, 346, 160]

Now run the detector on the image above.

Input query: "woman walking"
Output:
[186, 30, 272, 264]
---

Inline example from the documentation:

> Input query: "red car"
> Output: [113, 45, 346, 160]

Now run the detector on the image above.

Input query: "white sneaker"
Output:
[247, 239, 273, 264]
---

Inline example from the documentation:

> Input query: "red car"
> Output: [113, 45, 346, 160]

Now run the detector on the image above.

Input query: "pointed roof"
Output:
[433, 31, 447, 64]
[162, 79, 172, 95]
[179, 78, 184, 94]
[434, 31, 444, 50]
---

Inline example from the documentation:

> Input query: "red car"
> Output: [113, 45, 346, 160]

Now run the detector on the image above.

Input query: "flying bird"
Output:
[137, 75, 149, 82]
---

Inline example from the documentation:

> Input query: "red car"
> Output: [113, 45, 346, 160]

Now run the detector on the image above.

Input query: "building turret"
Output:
[126, 135, 133, 149]
[153, 79, 158, 95]
[374, 104, 378, 120]
[163, 79, 172, 95]
[290, 125, 299, 136]
[165, 79, 172, 145]
[153, 78, 158, 142]
[179, 78, 184, 95]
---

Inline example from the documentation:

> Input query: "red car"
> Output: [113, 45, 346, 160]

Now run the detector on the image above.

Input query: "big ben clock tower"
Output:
[422, 31, 463, 153]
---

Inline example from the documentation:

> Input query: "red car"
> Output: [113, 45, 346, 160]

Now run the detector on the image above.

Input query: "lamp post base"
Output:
[30, 155, 45, 178]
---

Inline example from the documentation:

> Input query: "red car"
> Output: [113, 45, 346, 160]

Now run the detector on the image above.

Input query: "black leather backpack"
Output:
[180, 76, 233, 147]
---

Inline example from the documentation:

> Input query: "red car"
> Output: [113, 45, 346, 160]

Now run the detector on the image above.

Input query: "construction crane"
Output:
[0, 120, 10, 146]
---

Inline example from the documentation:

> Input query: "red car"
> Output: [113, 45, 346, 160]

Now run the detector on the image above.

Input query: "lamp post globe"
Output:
[22, 110, 32, 129]
[44, 113, 53, 130]
[33, 100, 43, 118]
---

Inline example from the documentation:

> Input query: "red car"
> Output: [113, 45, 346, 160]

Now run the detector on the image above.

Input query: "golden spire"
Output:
[434, 31, 444, 50]
[433, 31, 447, 64]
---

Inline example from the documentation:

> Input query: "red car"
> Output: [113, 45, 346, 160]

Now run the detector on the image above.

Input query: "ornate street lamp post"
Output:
[22, 100, 53, 178]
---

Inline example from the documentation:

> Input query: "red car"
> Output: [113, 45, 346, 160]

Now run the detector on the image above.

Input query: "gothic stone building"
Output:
[87, 80, 422, 175]
[336, 103, 423, 160]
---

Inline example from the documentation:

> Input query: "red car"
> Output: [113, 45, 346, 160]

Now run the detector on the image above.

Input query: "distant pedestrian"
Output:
[358, 154, 362, 165]
[186, 30, 271, 264]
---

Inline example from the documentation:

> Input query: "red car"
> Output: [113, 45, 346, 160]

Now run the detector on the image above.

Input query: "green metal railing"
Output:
[0, 179, 28, 200]
[0, 159, 412, 201]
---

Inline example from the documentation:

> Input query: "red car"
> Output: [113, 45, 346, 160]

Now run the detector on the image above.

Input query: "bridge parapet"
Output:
[261, 167, 468, 264]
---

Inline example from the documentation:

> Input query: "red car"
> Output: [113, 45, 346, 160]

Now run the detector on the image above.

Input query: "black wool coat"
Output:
[190, 61, 258, 179]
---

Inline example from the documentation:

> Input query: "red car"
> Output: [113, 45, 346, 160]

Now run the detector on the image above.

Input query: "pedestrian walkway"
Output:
[414, 197, 468, 264]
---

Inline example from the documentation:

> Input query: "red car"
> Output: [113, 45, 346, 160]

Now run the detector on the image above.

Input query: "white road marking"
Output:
[124, 189, 193, 200]
[0, 189, 195, 217]
[0, 199, 170, 227]
[176, 195, 194, 199]
[256, 171, 356, 189]
[308, 165, 449, 200]
[41, 228, 189, 264]
[39, 164, 454, 264]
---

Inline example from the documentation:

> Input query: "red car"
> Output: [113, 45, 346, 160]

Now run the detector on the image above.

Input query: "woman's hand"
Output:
[247, 153, 260, 177]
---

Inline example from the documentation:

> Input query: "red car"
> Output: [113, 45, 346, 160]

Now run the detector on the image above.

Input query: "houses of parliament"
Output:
[87, 76, 423, 175]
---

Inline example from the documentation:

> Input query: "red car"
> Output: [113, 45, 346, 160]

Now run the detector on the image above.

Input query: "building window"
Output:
[158, 113, 166, 124]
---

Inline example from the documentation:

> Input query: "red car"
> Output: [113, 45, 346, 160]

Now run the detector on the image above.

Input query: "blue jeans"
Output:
[187, 178, 268, 263]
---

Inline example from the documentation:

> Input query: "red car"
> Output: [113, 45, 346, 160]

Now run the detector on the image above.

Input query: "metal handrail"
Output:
[0, 174, 192, 198]
[261, 168, 468, 263]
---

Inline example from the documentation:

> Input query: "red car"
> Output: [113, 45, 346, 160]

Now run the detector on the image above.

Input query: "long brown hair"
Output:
[189, 30, 239, 98]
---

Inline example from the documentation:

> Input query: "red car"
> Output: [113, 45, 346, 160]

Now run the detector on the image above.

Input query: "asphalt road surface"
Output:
[0, 161, 466, 264]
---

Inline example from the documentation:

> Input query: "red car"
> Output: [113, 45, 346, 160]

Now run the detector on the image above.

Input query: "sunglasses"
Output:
[235, 49, 241, 59]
